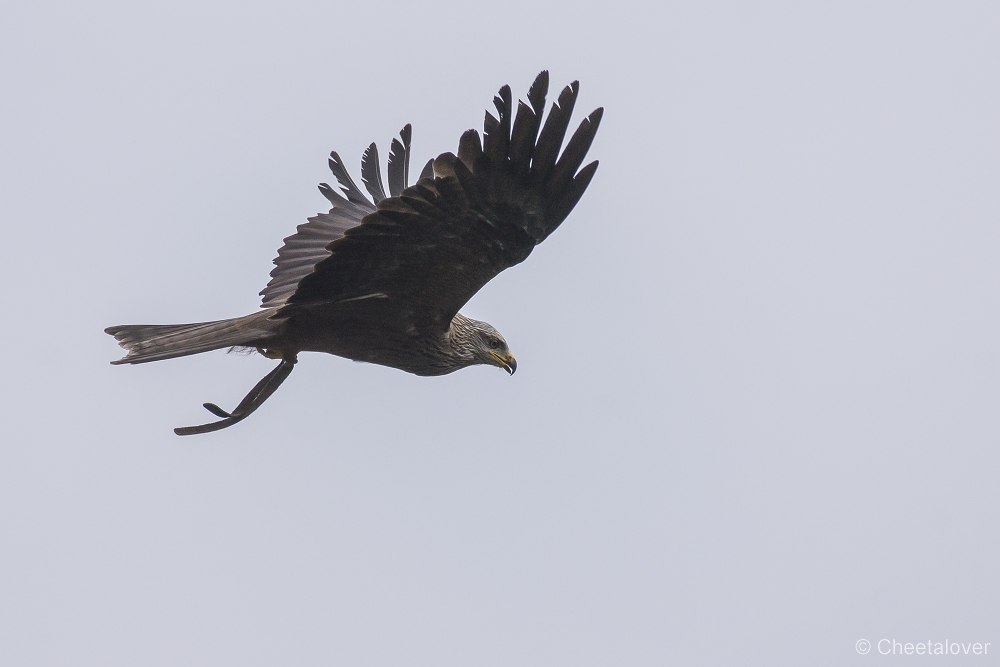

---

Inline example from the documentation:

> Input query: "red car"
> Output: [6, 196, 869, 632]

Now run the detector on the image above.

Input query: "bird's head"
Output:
[462, 319, 516, 375]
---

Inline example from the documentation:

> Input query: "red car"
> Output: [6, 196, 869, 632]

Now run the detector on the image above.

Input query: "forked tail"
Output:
[105, 310, 280, 365]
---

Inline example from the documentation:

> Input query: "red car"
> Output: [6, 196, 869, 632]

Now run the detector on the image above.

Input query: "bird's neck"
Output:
[441, 313, 480, 368]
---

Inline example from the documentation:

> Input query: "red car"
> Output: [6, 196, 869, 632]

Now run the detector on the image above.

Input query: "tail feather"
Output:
[106, 310, 279, 365]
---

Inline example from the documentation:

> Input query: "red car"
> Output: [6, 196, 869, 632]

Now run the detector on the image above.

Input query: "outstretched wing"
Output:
[280, 71, 602, 333]
[259, 126, 412, 308]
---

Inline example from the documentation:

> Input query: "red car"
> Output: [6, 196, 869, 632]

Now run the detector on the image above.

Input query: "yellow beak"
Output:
[489, 351, 517, 375]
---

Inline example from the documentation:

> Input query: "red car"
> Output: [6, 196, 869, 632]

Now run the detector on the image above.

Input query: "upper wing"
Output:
[259, 126, 413, 308]
[280, 71, 602, 332]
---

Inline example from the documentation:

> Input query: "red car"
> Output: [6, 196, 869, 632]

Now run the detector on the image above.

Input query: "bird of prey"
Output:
[106, 71, 602, 435]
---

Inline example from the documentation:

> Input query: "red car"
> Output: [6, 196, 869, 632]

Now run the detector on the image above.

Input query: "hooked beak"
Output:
[490, 351, 517, 375]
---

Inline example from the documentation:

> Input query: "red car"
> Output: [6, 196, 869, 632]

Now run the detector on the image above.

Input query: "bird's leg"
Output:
[173, 354, 297, 436]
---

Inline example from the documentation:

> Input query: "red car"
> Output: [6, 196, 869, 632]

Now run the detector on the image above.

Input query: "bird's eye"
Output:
[489, 339, 500, 349]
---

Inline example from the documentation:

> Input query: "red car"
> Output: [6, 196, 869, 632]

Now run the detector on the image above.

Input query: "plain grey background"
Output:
[1, 1, 997, 664]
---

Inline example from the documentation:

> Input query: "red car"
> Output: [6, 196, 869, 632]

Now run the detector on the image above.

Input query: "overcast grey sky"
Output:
[1, 1, 998, 665]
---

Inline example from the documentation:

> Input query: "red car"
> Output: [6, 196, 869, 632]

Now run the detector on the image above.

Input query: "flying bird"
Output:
[106, 71, 602, 435]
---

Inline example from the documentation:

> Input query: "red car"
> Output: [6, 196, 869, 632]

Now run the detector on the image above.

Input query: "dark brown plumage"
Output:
[106, 71, 602, 435]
